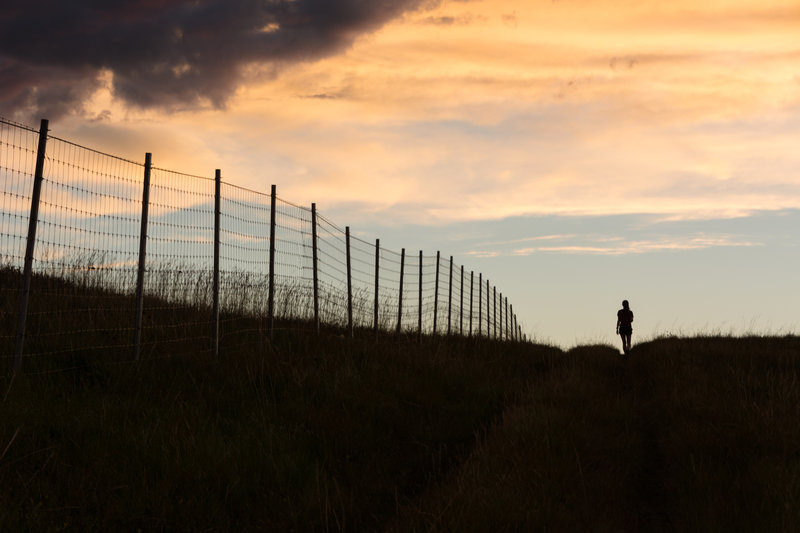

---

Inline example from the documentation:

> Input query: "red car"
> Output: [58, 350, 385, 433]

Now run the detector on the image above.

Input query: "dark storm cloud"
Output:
[0, 0, 440, 119]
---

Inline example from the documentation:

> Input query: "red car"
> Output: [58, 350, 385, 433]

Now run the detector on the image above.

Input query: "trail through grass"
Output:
[395, 337, 800, 532]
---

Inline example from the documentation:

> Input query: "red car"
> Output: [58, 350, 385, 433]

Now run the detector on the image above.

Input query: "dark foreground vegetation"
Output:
[2, 270, 799, 531]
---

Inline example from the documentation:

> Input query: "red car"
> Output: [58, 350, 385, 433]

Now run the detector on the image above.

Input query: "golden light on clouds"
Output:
[4, 0, 798, 346]
[53, 0, 799, 224]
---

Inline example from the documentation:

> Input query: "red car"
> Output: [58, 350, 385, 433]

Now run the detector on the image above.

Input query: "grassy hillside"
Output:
[2, 267, 799, 530]
[0, 329, 560, 531]
[395, 336, 800, 532]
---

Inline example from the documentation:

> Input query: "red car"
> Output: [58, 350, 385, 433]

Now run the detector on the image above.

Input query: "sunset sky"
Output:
[2, 0, 799, 347]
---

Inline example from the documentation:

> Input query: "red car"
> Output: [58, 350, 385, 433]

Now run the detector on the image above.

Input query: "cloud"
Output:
[609, 56, 637, 71]
[477, 234, 578, 247]
[511, 235, 762, 256]
[0, 0, 441, 120]
[418, 15, 475, 26]
[501, 13, 517, 27]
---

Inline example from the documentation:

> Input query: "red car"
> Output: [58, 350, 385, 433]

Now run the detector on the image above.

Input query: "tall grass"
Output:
[395, 337, 800, 532]
[1, 264, 559, 530]
[3, 266, 799, 530]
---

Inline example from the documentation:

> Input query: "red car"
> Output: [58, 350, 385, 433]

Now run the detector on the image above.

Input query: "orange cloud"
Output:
[53, 0, 799, 223]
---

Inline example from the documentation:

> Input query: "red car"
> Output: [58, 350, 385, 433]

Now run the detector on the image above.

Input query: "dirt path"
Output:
[622, 355, 680, 532]
[390, 349, 685, 531]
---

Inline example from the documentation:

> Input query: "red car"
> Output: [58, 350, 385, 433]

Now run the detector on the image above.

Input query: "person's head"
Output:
[622, 300, 629, 309]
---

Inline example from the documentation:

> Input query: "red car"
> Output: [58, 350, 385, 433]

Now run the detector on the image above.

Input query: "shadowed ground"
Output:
[394, 337, 800, 532]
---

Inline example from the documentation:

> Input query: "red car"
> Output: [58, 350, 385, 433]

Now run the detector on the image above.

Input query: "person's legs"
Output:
[620, 333, 627, 354]
[624, 333, 632, 353]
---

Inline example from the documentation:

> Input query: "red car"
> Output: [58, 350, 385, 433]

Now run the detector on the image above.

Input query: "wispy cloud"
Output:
[511, 235, 762, 256]
[477, 234, 578, 247]
[29, 0, 800, 226]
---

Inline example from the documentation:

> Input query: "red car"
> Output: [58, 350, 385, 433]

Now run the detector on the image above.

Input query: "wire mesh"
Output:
[145, 166, 215, 357]
[18, 133, 144, 367]
[274, 197, 314, 323]
[218, 182, 271, 325]
[1, 116, 525, 373]
[0, 119, 40, 363]
[316, 214, 350, 328]
[349, 234, 378, 331]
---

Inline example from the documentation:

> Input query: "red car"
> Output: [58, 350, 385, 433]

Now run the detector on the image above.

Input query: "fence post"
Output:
[500, 293, 508, 340]
[493, 286, 497, 339]
[346, 227, 353, 338]
[396, 248, 405, 339]
[418, 250, 423, 343]
[268, 184, 276, 340]
[459, 264, 464, 335]
[499, 292, 503, 340]
[447, 256, 453, 336]
[469, 271, 474, 337]
[311, 204, 320, 334]
[505, 297, 509, 340]
[510, 305, 515, 341]
[478, 273, 482, 338]
[374, 239, 380, 340]
[132, 152, 152, 361]
[13, 118, 49, 371]
[486, 279, 490, 339]
[505, 298, 510, 341]
[211, 169, 220, 358]
[433, 251, 440, 335]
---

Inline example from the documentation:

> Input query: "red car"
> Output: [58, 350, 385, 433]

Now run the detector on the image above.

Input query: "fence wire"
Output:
[144, 167, 215, 357]
[18, 133, 144, 368]
[1, 117, 524, 374]
[0, 119, 39, 362]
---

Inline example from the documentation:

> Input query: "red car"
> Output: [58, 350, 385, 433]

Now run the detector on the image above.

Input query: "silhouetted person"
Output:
[616, 300, 633, 354]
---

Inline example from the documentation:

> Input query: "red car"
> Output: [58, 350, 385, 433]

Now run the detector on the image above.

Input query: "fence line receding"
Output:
[0, 116, 526, 373]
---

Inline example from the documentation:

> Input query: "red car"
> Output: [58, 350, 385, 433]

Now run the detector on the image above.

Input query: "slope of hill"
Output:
[3, 267, 799, 530]
[395, 336, 800, 532]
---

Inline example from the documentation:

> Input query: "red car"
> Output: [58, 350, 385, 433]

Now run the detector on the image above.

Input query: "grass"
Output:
[2, 267, 800, 531]
[394, 337, 800, 532]
[1, 334, 560, 531]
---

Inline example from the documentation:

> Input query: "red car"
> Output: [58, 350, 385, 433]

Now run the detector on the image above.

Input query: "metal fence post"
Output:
[469, 271, 474, 337]
[418, 250, 423, 343]
[505, 297, 510, 341]
[396, 248, 405, 339]
[447, 256, 453, 335]
[510, 305, 515, 341]
[311, 203, 320, 334]
[459, 264, 464, 335]
[13, 118, 49, 371]
[433, 251, 440, 335]
[211, 169, 220, 358]
[268, 184, 276, 340]
[374, 239, 380, 340]
[493, 285, 497, 339]
[478, 273, 482, 338]
[346, 226, 353, 338]
[133, 152, 152, 361]
[486, 279, 490, 338]
[506, 298, 510, 340]
[499, 292, 503, 340]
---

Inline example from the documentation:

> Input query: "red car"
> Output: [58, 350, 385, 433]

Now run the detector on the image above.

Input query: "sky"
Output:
[2, 0, 799, 348]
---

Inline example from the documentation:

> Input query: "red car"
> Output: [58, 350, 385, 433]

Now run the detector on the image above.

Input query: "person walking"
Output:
[616, 300, 634, 354]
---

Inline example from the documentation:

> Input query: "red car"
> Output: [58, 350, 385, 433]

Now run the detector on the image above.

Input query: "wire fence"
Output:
[1, 117, 525, 374]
